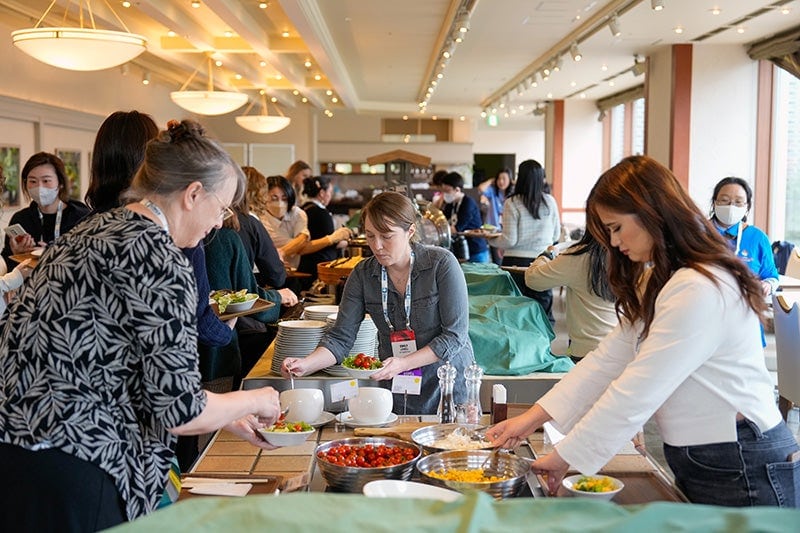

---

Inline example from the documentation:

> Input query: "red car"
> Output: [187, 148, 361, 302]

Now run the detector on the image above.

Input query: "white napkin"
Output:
[188, 483, 253, 497]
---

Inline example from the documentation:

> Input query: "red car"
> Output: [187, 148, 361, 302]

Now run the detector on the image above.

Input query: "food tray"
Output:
[213, 298, 275, 321]
[9, 253, 39, 268]
[179, 474, 281, 501]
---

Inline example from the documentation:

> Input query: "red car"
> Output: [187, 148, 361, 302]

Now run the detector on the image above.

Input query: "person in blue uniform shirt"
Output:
[710, 177, 778, 296]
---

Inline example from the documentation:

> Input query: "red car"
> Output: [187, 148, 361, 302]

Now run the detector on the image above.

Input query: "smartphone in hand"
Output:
[4, 224, 28, 242]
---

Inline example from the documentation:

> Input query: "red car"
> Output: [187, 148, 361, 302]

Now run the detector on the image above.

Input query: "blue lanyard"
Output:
[37, 201, 63, 241]
[380, 250, 414, 332]
[141, 198, 170, 233]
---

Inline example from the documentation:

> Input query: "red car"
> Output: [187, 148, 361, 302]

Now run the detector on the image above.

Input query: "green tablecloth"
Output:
[114, 491, 800, 532]
[461, 263, 521, 296]
[469, 295, 574, 375]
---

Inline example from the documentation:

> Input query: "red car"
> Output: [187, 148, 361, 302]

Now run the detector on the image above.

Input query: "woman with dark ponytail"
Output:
[297, 175, 352, 288]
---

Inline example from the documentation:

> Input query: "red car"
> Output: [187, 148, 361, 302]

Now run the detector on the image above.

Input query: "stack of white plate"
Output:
[304, 304, 339, 321]
[304, 293, 336, 305]
[323, 314, 379, 376]
[271, 320, 327, 375]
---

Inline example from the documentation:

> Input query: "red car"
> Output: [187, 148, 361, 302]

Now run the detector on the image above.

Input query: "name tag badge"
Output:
[392, 369, 422, 395]
[390, 329, 417, 358]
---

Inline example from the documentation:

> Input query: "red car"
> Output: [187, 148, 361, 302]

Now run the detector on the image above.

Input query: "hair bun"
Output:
[165, 119, 205, 143]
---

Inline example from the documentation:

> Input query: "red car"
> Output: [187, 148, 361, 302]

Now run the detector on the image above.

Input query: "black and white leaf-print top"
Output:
[0, 208, 207, 520]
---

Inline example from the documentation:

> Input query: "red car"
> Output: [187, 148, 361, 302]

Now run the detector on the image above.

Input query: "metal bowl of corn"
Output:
[416, 449, 530, 499]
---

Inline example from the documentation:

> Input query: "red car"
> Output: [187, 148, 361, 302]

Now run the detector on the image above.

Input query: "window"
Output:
[769, 68, 800, 244]
[598, 86, 645, 168]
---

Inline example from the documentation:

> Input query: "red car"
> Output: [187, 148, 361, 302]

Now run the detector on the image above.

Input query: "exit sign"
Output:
[487, 115, 498, 127]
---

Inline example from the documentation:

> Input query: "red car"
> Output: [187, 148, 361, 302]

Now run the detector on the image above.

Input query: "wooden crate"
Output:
[317, 257, 363, 285]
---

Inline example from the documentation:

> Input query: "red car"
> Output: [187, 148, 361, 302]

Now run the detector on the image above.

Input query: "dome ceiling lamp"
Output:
[235, 90, 291, 134]
[170, 54, 248, 116]
[11, 0, 147, 72]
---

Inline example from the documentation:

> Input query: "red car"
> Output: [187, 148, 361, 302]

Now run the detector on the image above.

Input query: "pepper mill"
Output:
[463, 362, 483, 425]
[437, 361, 456, 424]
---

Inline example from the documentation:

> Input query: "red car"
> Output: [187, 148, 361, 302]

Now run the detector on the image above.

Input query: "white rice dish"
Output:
[430, 430, 489, 451]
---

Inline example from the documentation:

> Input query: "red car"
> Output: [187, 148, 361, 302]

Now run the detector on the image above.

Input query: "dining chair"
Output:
[786, 248, 800, 279]
[772, 291, 800, 420]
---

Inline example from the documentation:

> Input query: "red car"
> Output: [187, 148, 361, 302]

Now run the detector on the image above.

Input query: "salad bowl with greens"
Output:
[210, 289, 259, 314]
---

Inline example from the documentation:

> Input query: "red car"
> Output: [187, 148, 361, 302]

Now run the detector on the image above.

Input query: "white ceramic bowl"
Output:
[344, 366, 382, 379]
[280, 388, 324, 423]
[257, 427, 315, 447]
[363, 480, 461, 501]
[224, 296, 258, 313]
[348, 387, 393, 425]
[562, 474, 624, 500]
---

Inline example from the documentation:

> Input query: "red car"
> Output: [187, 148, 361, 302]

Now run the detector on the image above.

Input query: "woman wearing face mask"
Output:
[710, 177, 778, 297]
[255, 175, 310, 270]
[1, 152, 90, 268]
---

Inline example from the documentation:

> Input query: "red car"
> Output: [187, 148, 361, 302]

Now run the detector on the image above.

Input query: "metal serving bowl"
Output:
[315, 437, 422, 493]
[416, 449, 530, 499]
[411, 424, 493, 455]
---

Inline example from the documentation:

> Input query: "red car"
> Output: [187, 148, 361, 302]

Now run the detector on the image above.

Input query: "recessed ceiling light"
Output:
[736, 26, 745, 34]
[781, 7, 790, 15]
[546, 92, 553, 99]
[570, 81, 576, 87]
[301, 97, 307, 103]
[259, 2, 269, 8]
[601, 64, 608, 71]
[214, 59, 223, 67]
[609, 80, 615, 86]
[224, 30, 233, 38]
[270, 96, 277, 102]
[259, 61, 267, 67]
[325, 89, 333, 95]
[314, 74, 321, 81]
[292, 89, 299, 95]
[402, 115, 408, 120]
[167, 30, 176, 37]
[673, 26, 684, 34]
[710, 7, 721, 15]
[275, 74, 282, 80]
[122, 1, 131, 7]
[191, 1, 201, 8]
[580, 93, 587, 99]
[459, 116, 465, 121]
[234, 73, 242, 80]
[281, 31, 290, 38]
[331, 97, 338, 103]
[304, 60, 312, 68]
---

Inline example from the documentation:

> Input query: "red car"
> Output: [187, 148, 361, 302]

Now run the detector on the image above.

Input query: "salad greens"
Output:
[210, 289, 258, 313]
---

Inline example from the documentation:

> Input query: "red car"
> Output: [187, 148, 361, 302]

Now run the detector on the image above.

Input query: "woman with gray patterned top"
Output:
[0, 119, 282, 530]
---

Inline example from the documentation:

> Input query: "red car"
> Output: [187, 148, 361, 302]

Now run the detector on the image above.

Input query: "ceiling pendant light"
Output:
[11, 0, 147, 71]
[170, 55, 248, 115]
[235, 90, 291, 133]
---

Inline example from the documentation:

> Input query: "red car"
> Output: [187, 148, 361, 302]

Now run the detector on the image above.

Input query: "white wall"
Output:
[472, 122, 545, 170]
[688, 45, 759, 211]
[561, 99, 604, 227]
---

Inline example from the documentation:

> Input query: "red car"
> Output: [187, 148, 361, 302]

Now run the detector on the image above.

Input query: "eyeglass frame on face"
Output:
[205, 188, 235, 221]
[714, 196, 748, 208]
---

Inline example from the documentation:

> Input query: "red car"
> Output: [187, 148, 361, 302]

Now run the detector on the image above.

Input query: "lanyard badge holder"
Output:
[382, 252, 422, 397]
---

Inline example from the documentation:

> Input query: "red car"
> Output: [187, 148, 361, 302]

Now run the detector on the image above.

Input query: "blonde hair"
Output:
[242, 166, 270, 218]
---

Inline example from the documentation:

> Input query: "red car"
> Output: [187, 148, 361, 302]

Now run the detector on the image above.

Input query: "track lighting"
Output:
[570, 42, 582, 62]
[651, 0, 664, 11]
[142, 72, 150, 85]
[609, 14, 621, 37]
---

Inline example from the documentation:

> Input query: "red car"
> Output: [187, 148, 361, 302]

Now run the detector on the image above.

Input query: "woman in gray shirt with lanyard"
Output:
[282, 191, 472, 415]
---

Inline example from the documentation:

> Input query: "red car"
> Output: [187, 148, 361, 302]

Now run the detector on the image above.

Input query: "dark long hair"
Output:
[563, 230, 615, 301]
[492, 167, 514, 197]
[510, 159, 548, 219]
[586, 155, 766, 339]
[86, 110, 159, 212]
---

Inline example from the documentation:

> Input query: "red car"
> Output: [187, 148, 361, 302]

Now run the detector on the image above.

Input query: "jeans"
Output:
[468, 249, 491, 263]
[664, 418, 800, 507]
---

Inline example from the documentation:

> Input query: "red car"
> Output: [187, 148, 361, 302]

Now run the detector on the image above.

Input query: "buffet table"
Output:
[118, 417, 800, 532]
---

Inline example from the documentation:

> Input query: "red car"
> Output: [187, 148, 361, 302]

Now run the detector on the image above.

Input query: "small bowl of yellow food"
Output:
[562, 474, 624, 500]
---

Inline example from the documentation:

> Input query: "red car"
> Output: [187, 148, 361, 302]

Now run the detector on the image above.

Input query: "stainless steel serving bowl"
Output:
[411, 424, 493, 455]
[315, 437, 422, 493]
[416, 449, 530, 499]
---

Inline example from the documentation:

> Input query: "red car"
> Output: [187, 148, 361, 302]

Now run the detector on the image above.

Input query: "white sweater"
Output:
[525, 252, 617, 357]
[538, 266, 781, 474]
[493, 195, 560, 258]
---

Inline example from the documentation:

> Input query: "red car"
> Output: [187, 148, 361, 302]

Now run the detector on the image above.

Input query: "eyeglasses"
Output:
[714, 198, 747, 208]
[207, 189, 234, 221]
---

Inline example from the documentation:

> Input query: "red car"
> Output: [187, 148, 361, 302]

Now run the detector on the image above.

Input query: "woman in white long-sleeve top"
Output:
[488, 155, 798, 507]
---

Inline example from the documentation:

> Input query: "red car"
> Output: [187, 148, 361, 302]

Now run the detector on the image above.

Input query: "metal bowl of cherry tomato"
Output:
[315, 437, 422, 492]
